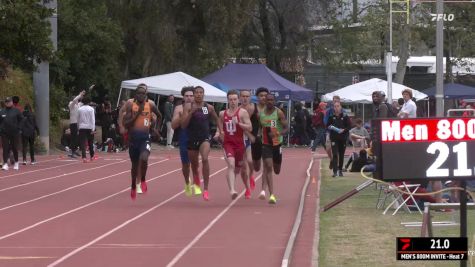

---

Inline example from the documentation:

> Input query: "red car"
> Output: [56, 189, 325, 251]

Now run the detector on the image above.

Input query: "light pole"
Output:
[33, 0, 57, 154]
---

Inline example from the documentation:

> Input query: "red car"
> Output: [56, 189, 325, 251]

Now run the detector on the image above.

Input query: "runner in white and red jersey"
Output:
[215, 90, 252, 200]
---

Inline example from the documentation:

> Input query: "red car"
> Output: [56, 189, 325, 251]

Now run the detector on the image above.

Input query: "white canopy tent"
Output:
[119, 71, 227, 103]
[322, 78, 428, 103]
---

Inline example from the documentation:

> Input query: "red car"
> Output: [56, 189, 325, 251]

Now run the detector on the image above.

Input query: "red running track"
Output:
[0, 148, 318, 267]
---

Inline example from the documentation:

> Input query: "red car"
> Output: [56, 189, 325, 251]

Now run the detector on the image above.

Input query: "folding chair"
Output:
[382, 182, 423, 215]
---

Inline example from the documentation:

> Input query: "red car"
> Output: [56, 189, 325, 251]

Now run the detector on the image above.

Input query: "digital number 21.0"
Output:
[426, 142, 471, 177]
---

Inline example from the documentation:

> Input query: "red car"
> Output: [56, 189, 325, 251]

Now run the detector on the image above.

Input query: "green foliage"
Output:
[51, 0, 123, 100]
[0, 68, 34, 105]
[0, 0, 53, 74]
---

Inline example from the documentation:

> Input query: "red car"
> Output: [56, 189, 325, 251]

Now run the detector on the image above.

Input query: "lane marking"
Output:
[47, 167, 227, 267]
[0, 256, 54, 260]
[0, 163, 195, 241]
[0, 161, 79, 180]
[166, 173, 263, 267]
[281, 157, 314, 267]
[0, 160, 127, 192]
[0, 159, 168, 211]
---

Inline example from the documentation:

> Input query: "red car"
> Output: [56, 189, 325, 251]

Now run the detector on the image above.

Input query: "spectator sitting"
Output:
[344, 118, 370, 171]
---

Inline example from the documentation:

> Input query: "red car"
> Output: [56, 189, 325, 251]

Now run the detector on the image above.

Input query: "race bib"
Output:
[271, 120, 276, 127]
[144, 118, 150, 127]
[202, 107, 209, 114]
[146, 143, 151, 151]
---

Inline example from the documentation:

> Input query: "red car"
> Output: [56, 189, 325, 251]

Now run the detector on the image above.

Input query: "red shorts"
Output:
[223, 143, 245, 172]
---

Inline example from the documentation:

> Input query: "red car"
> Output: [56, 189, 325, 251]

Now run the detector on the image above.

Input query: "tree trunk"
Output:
[394, 23, 410, 84]
[259, 0, 275, 69]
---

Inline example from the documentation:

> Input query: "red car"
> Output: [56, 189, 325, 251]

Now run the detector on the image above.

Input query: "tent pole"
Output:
[116, 87, 123, 107]
[362, 103, 365, 123]
[427, 99, 430, 118]
[287, 100, 291, 147]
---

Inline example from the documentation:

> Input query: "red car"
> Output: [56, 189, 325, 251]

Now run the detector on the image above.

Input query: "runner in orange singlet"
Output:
[123, 84, 162, 200]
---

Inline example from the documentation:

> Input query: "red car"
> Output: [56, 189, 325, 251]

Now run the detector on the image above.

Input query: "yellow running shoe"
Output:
[184, 183, 192, 197]
[193, 184, 202, 195]
[268, 194, 277, 204]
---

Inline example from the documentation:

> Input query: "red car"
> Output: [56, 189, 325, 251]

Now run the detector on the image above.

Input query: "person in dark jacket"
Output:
[20, 103, 39, 165]
[0, 97, 23, 170]
[326, 101, 351, 177]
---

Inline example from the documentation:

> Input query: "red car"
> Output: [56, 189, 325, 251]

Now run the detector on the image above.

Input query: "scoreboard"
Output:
[374, 118, 475, 181]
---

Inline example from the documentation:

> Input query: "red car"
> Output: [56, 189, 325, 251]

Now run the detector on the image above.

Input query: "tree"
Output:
[0, 0, 53, 76]
[51, 0, 123, 99]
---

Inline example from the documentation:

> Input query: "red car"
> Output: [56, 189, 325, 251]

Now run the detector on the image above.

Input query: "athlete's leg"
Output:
[199, 141, 211, 191]
[273, 146, 283, 175]
[263, 157, 274, 195]
[188, 148, 200, 186]
[225, 155, 237, 198]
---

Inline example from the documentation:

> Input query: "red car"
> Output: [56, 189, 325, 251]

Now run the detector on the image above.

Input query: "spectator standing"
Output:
[20, 103, 39, 165]
[0, 97, 23, 170]
[68, 90, 85, 157]
[77, 95, 96, 163]
[164, 95, 175, 148]
[310, 102, 327, 152]
[326, 102, 351, 177]
[398, 89, 417, 118]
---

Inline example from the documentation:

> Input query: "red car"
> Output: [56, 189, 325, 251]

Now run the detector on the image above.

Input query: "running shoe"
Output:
[30, 161, 37, 165]
[245, 188, 251, 199]
[193, 184, 202, 195]
[231, 191, 238, 200]
[22, 161, 27, 165]
[184, 183, 192, 197]
[268, 194, 277, 204]
[250, 176, 256, 191]
[2, 163, 8, 171]
[130, 188, 137, 200]
[83, 158, 88, 163]
[13, 162, 19, 170]
[193, 175, 201, 186]
[140, 181, 148, 193]
[136, 184, 143, 194]
[259, 190, 266, 200]
[203, 190, 209, 201]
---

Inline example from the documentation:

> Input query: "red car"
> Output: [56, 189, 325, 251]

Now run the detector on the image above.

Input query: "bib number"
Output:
[144, 118, 150, 127]
[202, 107, 209, 114]
[271, 120, 276, 127]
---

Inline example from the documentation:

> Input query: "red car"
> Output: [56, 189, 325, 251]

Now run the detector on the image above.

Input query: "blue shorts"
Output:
[128, 130, 151, 162]
[179, 130, 190, 164]
[244, 136, 251, 149]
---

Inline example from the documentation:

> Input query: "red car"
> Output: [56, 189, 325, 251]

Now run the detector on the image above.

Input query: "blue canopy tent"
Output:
[203, 63, 315, 146]
[422, 83, 475, 99]
[212, 82, 258, 103]
[202, 63, 314, 101]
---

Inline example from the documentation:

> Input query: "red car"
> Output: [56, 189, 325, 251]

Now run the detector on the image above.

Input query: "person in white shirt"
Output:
[398, 88, 417, 118]
[68, 90, 84, 157]
[77, 95, 96, 162]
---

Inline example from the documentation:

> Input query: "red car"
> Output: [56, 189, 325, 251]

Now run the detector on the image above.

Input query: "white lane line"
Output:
[166, 173, 263, 267]
[46, 167, 227, 267]
[0, 161, 127, 192]
[0, 161, 79, 179]
[0, 159, 169, 212]
[0, 165, 187, 241]
[281, 157, 314, 267]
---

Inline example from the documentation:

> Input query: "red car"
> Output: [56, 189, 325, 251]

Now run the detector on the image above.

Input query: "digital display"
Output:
[397, 237, 467, 261]
[374, 118, 475, 181]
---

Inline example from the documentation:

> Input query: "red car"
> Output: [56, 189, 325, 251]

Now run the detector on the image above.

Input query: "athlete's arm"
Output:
[277, 109, 288, 135]
[150, 101, 162, 127]
[171, 105, 183, 130]
[214, 110, 224, 143]
[208, 104, 219, 125]
[238, 109, 252, 132]
[180, 103, 193, 129]
[123, 101, 141, 129]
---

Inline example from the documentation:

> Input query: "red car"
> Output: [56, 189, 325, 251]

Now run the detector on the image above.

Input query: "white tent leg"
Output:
[287, 100, 291, 147]
[362, 103, 365, 122]
[116, 87, 123, 107]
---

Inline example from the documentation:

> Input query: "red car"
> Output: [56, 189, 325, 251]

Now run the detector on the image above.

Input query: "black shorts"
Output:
[129, 131, 151, 162]
[251, 138, 262, 161]
[262, 144, 282, 165]
[187, 139, 209, 151]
